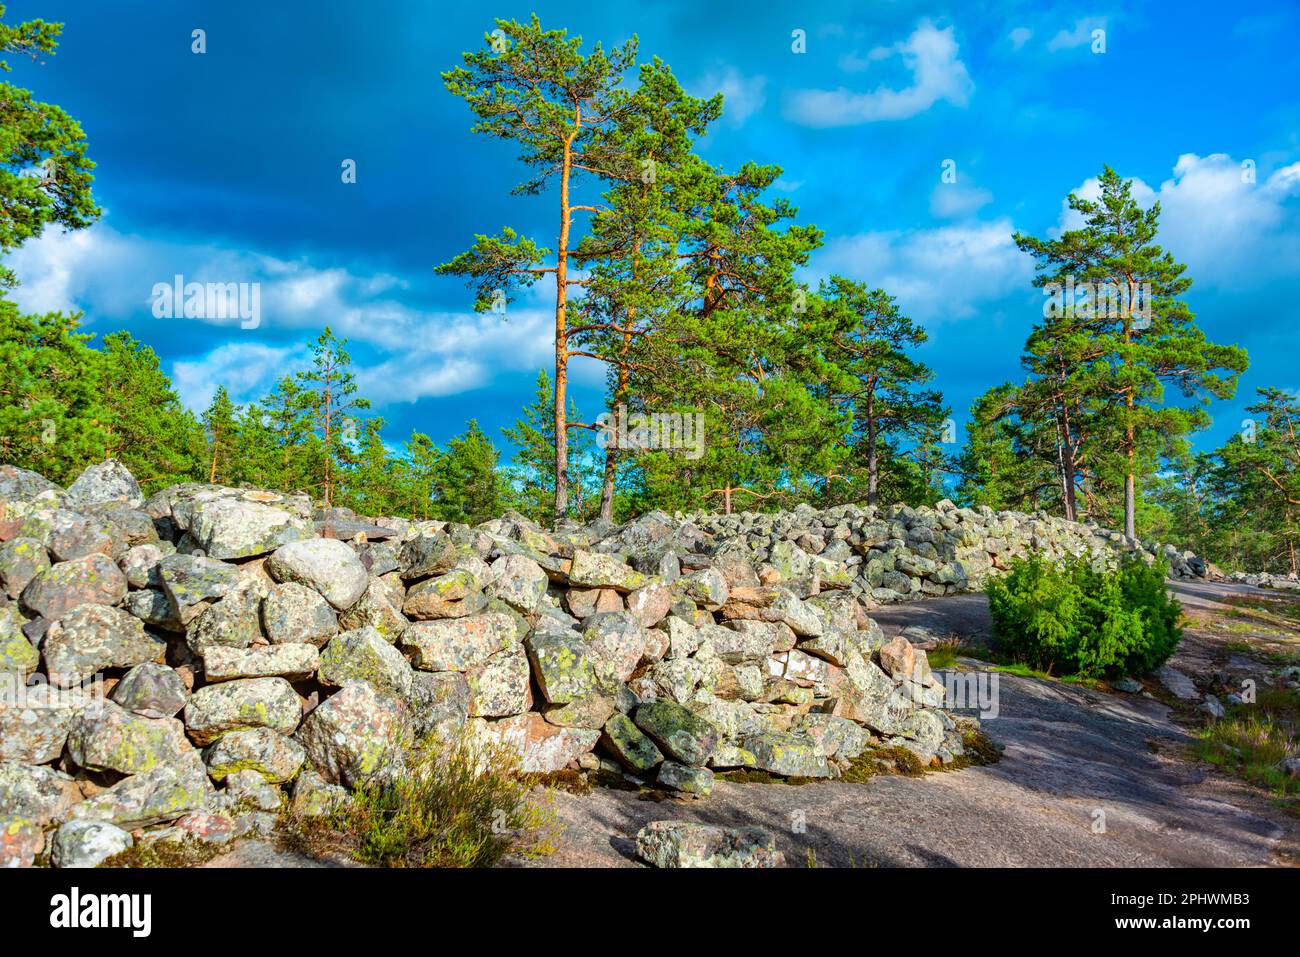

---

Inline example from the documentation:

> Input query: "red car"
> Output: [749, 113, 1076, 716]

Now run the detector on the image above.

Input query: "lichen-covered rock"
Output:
[42, 604, 165, 687]
[489, 554, 548, 613]
[542, 694, 614, 730]
[186, 577, 266, 655]
[601, 712, 664, 773]
[680, 567, 729, 610]
[403, 570, 488, 620]
[0, 615, 39, 676]
[0, 681, 88, 763]
[262, 580, 339, 646]
[878, 634, 917, 679]
[187, 497, 314, 560]
[290, 769, 349, 818]
[583, 612, 646, 684]
[184, 677, 302, 745]
[0, 537, 50, 599]
[658, 761, 714, 796]
[111, 662, 189, 718]
[66, 459, 143, 509]
[402, 612, 516, 672]
[466, 648, 531, 718]
[0, 815, 43, 867]
[410, 671, 471, 741]
[568, 549, 648, 592]
[633, 700, 719, 767]
[0, 762, 79, 825]
[203, 726, 305, 783]
[44, 508, 125, 563]
[635, 820, 783, 868]
[70, 751, 212, 828]
[398, 532, 457, 580]
[157, 553, 243, 625]
[742, 731, 833, 778]
[124, 588, 183, 632]
[318, 626, 413, 701]
[51, 819, 133, 868]
[19, 552, 127, 621]
[265, 538, 368, 611]
[0, 464, 64, 506]
[473, 712, 599, 772]
[336, 579, 404, 642]
[202, 643, 320, 683]
[67, 700, 192, 774]
[294, 681, 409, 788]
[526, 627, 605, 704]
[626, 582, 673, 628]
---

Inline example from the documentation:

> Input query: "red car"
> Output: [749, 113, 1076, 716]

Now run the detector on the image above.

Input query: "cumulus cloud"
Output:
[1008, 27, 1033, 50]
[785, 20, 973, 127]
[930, 182, 994, 219]
[7, 220, 562, 413]
[817, 218, 1033, 323]
[694, 66, 767, 127]
[1057, 154, 1300, 290]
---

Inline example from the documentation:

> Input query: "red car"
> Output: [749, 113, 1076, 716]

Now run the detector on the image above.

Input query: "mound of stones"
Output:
[0, 461, 1198, 867]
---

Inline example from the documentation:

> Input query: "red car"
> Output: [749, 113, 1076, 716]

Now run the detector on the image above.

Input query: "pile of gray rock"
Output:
[0, 461, 1196, 868]
[1226, 570, 1300, 591]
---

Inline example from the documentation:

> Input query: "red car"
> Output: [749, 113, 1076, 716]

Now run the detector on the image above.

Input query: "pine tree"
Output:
[296, 327, 369, 507]
[432, 420, 508, 525]
[201, 386, 238, 484]
[0, 5, 100, 288]
[1013, 166, 1248, 537]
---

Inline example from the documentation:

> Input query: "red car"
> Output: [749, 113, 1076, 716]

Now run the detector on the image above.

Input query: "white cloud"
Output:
[817, 218, 1033, 323]
[1008, 27, 1033, 50]
[930, 182, 994, 218]
[1057, 154, 1300, 290]
[1046, 17, 1107, 52]
[785, 20, 973, 127]
[695, 66, 767, 127]
[7, 219, 564, 413]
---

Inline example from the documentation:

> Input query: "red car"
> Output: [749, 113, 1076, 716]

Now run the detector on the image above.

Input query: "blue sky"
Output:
[6, 0, 1300, 460]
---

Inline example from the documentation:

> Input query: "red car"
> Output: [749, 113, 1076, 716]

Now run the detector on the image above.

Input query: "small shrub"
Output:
[985, 555, 1182, 678]
[286, 735, 555, 868]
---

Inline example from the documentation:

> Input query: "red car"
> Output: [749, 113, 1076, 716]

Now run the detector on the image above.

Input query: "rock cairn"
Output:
[0, 460, 1205, 867]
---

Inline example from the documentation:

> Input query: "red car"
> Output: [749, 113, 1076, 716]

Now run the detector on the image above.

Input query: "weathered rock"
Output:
[203, 727, 306, 783]
[295, 681, 409, 788]
[626, 582, 673, 628]
[66, 460, 143, 509]
[319, 626, 413, 701]
[266, 538, 368, 611]
[601, 712, 664, 773]
[262, 580, 339, 646]
[70, 751, 212, 828]
[51, 819, 133, 868]
[399, 532, 457, 580]
[118, 542, 167, 589]
[409, 671, 471, 741]
[1156, 665, 1199, 701]
[203, 643, 320, 683]
[0, 615, 39, 676]
[111, 662, 189, 718]
[568, 550, 647, 592]
[878, 635, 916, 679]
[42, 604, 165, 687]
[0, 680, 88, 763]
[184, 677, 302, 745]
[157, 553, 243, 625]
[0, 537, 49, 599]
[0, 815, 43, 867]
[474, 712, 599, 772]
[466, 648, 531, 718]
[680, 567, 729, 610]
[490, 554, 549, 614]
[742, 731, 833, 778]
[658, 760, 714, 796]
[526, 627, 605, 704]
[19, 552, 127, 621]
[188, 497, 314, 560]
[67, 700, 192, 774]
[186, 577, 265, 654]
[402, 612, 517, 672]
[290, 769, 349, 818]
[0, 762, 79, 825]
[336, 579, 404, 642]
[635, 820, 783, 868]
[404, 570, 488, 619]
[583, 612, 646, 684]
[633, 700, 719, 767]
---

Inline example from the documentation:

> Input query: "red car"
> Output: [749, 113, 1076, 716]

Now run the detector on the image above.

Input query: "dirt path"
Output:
[525, 580, 1297, 868]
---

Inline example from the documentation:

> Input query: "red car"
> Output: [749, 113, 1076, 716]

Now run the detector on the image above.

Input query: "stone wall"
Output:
[0, 461, 1201, 867]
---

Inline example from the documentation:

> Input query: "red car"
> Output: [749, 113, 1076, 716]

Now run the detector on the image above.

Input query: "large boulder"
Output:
[0, 762, 80, 825]
[66, 700, 192, 774]
[110, 662, 189, 718]
[183, 677, 302, 745]
[401, 612, 517, 673]
[473, 712, 599, 773]
[201, 643, 319, 682]
[42, 604, 166, 687]
[69, 751, 211, 828]
[0, 537, 50, 599]
[601, 712, 664, 773]
[157, 554, 243, 625]
[318, 627, 413, 701]
[203, 727, 305, 784]
[66, 460, 143, 509]
[51, 820, 134, 868]
[262, 581, 339, 646]
[266, 538, 368, 611]
[0, 682, 87, 763]
[19, 553, 127, 621]
[633, 700, 719, 767]
[635, 821, 783, 868]
[187, 497, 313, 560]
[295, 681, 409, 788]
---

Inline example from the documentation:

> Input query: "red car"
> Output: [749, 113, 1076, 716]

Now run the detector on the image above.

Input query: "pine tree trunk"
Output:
[866, 391, 878, 507]
[552, 135, 574, 523]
